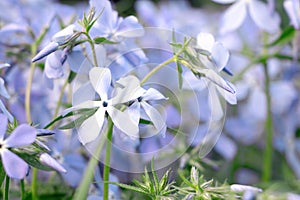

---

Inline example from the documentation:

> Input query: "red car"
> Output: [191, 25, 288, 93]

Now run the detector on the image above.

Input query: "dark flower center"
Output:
[102, 101, 108, 107]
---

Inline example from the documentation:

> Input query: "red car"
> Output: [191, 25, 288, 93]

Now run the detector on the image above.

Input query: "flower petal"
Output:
[141, 102, 166, 136]
[0, 114, 8, 140]
[39, 153, 67, 173]
[142, 88, 168, 101]
[89, 67, 111, 101]
[44, 52, 64, 79]
[116, 16, 144, 38]
[197, 32, 215, 52]
[78, 108, 105, 145]
[0, 78, 10, 99]
[107, 106, 139, 138]
[220, 1, 247, 34]
[0, 63, 10, 69]
[126, 101, 140, 126]
[216, 81, 237, 105]
[211, 42, 230, 71]
[5, 124, 36, 148]
[2, 149, 28, 179]
[52, 24, 75, 44]
[0, 100, 13, 123]
[200, 69, 236, 94]
[32, 41, 59, 63]
[248, 0, 280, 34]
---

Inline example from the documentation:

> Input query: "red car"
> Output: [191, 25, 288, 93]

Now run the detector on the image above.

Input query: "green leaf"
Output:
[93, 37, 118, 44]
[59, 109, 97, 129]
[13, 152, 53, 171]
[109, 182, 149, 195]
[0, 162, 6, 187]
[268, 26, 296, 47]
[151, 160, 160, 193]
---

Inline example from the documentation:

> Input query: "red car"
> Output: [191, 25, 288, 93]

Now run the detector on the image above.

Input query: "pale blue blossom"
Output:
[0, 114, 36, 179]
[89, 0, 144, 41]
[212, 0, 280, 34]
[63, 68, 139, 144]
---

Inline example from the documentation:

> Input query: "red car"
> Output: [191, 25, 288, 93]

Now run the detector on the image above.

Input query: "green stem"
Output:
[20, 179, 25, 200]
[103, 117, 114, 200]
[140, 38, 191, 85]
[140, 57, 175, 85]
[31, 168, 38, 200]
[4, 176, 9, 200]
[73, 127, 107, 200]
[262, 62, 273, 182]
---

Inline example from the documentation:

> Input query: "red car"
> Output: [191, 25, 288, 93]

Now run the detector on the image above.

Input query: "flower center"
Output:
[102, 101, 108, 107]
[137, 96, 143, 102]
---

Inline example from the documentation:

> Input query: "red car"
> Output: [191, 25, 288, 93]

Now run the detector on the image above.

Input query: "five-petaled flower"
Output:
[0, 114, 36, 179]
[62, 67, 139, 145]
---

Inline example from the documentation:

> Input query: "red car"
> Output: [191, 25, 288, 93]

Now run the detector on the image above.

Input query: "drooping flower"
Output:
[62, 67, 139, 144]
[212, 0, 280, 34]
[32, 24, 77, 63]
[190, 32, 237, 105]
[0, 114, 36, 179]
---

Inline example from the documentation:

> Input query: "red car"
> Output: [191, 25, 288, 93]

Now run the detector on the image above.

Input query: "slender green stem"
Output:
[4, 176, 9, 200]
[20, 179, 25, 200]
[83, 32, 99, 67]
[140, 38, 191, 85]
[262, 62, 273, 182]
[103, 117, 114, 200]
[31, 168, 38, 200]
[73, 128, 107, 200]
[140, 57, 175, 85]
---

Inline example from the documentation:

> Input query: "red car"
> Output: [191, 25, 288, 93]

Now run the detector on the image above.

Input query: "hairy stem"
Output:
[103, 117, 114, 200]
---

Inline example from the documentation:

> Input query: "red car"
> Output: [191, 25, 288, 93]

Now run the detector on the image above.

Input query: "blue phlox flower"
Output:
[212, 0, 281, 34]
[62, 67, 139, 145]
[0, 114, 36, 179]
[89, 0, 144, 41]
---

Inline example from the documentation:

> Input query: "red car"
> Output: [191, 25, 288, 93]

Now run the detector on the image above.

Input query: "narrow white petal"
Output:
[126, 101, 141, 126]
[220, 1, 247, 34]
[40, 153, 67, 173]
[142, 88, 168, 101]
[52, 24, 75, 44]
[216, 81, 237, 105]
[0, 78, 10, 99]
[89, 67, 111, 101]
[73, 83, 96, 106]
[284, 0, 300, 29]
[107, 106, 139, 138]
[78, 108, 105, 145]
[141, 102, 166, 135]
